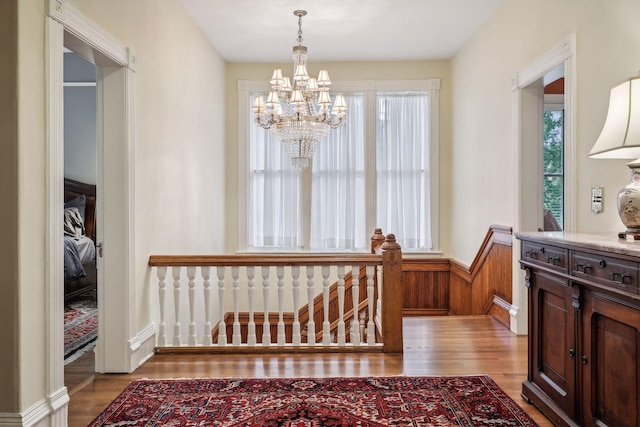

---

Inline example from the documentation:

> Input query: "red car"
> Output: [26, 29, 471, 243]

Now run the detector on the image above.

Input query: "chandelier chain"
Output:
[297, 14, 304, 45]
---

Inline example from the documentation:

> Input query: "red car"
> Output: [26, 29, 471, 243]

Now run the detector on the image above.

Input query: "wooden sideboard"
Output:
[516, 232, 640, 427]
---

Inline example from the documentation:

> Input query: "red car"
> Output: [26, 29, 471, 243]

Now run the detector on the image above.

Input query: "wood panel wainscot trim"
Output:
[402, 259, 450, 316]
[448, 225, 513, 327]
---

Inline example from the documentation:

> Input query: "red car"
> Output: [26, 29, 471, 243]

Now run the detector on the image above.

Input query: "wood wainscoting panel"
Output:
[449, 225, 513, 328]
[402, 260, 450, 316]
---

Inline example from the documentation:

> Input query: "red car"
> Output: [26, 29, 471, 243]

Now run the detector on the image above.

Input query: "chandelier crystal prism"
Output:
[252, 10, 347, 170]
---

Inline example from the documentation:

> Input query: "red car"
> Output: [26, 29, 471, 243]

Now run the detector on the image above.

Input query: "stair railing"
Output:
[148, 230, 403, 353]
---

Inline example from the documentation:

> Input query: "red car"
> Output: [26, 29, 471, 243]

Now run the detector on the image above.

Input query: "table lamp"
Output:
[589, 76, 640, 239]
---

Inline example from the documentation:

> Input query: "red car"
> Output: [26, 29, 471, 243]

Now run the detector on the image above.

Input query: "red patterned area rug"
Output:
[64, 292, 97, 364]
[88, 375, 538, 426]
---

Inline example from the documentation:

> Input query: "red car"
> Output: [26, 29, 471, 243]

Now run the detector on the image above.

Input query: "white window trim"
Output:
[237, 79, 441, 254]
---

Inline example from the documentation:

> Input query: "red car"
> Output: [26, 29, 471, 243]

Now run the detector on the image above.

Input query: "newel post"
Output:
[381, 233, 403, 353]
[370, 228, 385, 254]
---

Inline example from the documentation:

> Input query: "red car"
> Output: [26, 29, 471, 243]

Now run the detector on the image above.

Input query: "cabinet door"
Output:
[582, 292, 640, 427]
[530, 271, 577, 419]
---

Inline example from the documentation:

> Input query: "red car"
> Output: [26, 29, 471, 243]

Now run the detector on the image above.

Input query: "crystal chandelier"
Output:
[251, 10, 347, 170]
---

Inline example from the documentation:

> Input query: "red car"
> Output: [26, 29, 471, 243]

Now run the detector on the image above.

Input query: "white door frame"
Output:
[45, 0, 136, 422]
[510, 34, 576, 334]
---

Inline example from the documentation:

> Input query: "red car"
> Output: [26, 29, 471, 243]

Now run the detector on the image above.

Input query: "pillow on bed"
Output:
[64, 194, 86, 222]
[64, 207, 85, 239]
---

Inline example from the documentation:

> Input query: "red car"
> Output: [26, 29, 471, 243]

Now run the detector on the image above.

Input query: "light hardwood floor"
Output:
[67, 316, 553, 426]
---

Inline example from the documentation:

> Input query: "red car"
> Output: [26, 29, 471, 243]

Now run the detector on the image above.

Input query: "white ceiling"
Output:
[177, 0, 504, 63]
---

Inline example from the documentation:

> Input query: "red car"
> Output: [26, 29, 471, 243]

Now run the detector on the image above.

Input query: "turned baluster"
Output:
[231, 266, 241, 345]
[337, 265, 346, 346]
[292, 266, 301, 346]
[216, 266, 226, 345]
[261, 266, 271, 345]
[172, 266, 182, 346]
[187, 266, 197, 346]
[201, 266, 212, 346]
[276, 266, 285, 346]
[157, 266, 167, 347]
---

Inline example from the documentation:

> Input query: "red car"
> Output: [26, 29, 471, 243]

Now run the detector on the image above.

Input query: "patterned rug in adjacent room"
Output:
[88, 375, 538, 426]
[64, 293, 97, 364]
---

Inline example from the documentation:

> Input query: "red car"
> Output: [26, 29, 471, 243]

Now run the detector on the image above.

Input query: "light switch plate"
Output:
[592, 186, 603, 213]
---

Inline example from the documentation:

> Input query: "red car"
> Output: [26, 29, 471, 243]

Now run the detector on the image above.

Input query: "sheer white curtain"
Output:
[376, 92, 432, 250]
[310, 94, 366, 250]
[249, 95, 301, 249]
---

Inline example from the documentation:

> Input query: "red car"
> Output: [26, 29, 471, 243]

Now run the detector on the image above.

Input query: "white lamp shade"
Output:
[331, 94, 347, 115]
[252, 96, 266, 113]
[317, 70, 331, 86]
[589, 77, 640, 159]
[307, 78, 319, 91]
[333, 94, 347, 109]
[293, 64, 309, 81]
[317, 90, 332, 106]
[281, 77, 292, 92]
[290, 89, 305, 105]
[266, 91, 280, 107]
[270, 69, 284, 86]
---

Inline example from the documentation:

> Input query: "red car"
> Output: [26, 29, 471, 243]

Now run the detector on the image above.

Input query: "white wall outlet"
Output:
[592, 186, 603, 213]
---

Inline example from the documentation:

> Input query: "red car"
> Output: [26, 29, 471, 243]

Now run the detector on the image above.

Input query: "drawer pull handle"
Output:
[576, 263, 591, 273]
[611, 272, 632, 284]
[599, 260, 607, 268]
[546, 256, 560, 266]
[569, 348, 575, 358]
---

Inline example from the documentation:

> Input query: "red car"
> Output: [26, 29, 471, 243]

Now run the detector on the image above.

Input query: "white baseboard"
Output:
[128, 322, 156, 371]
[0, 386, 68, 427]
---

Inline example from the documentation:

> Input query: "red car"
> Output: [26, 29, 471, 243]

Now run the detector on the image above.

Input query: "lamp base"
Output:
[617, 161, 640, 240]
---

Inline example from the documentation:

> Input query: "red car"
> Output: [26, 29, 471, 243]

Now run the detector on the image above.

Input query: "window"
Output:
[310, 94, 366, 250]
[248, 116, 302, 248]
[238, 80, 440, 252]
[376, 92, 431, 250]
[543, 109, 564, 229]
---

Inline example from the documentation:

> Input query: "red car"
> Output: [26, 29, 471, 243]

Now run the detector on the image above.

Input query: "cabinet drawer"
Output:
[572, 251, 639, 294]
[522, 241, 568, 272]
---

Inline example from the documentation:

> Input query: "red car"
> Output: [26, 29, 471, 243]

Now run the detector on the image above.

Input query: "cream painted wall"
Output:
[66, 0, 227, 344]
[450, 0, 640, 264]
[17, 0, 47, 412]
[225, 61, 452, 255]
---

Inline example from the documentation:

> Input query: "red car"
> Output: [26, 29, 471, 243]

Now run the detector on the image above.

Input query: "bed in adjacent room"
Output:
[64, 178, 97, 302]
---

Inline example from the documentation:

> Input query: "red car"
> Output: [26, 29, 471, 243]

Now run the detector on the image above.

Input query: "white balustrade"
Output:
[149, 243, 403, 352]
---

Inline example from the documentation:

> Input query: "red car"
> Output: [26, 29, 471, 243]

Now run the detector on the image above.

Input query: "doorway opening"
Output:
[62, 48, 98, 393]
[510, 35, 576, 335]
